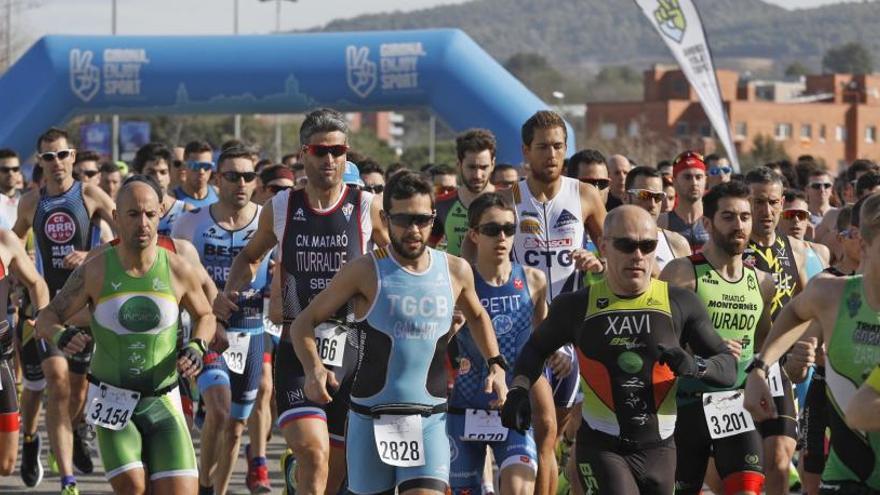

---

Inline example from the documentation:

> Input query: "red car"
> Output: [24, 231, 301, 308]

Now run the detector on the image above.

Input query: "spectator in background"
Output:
[98, 161, 122, 201]
[568, 149, 610, 204]
[73, 150, 102, 187]
[657, 159, 673, 178]
[704, 153, 732, 189]
[430, 163, 458, 196]
[605, 154, 631, 210]
[358, 158, 385, 194]
[490, 163, 519, 190]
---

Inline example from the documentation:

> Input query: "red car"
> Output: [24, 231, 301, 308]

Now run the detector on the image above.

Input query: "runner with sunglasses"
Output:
[13, 128, 117, 494]
[133, 143, 192, 236]
[806, 169, 835, 227]
[214, 108, 387, 495]
[172, 140, 218, 208]
[171, 145, 271, 494]
[501, 205, 737, 495]
[291, 171, 508, 495]
[429, 129, 497, 257]
[661, 181, 775, 495]
[705, 154, 732, 190]
[73, 151, 101, 188]
[659, 151, 709, 253]
[623, 166, 691, 271]
[781, 189, 830, 280]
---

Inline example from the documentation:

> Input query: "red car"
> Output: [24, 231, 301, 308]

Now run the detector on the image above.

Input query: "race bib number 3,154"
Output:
[85, 382, 140, 431]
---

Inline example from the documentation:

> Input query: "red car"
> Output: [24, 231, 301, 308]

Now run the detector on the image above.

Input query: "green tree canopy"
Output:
[822, 42, 874, 74]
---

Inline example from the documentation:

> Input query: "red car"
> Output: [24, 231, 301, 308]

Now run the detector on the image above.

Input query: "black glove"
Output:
[657, 344, 697, 377]
[177, 341, 205, 375]
[500, 386, 532, 432]
[55, 327, 88, 354]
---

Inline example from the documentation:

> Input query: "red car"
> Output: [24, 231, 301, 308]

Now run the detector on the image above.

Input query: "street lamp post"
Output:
[233, 0, 241, 139]
[111, 0, 119, 162]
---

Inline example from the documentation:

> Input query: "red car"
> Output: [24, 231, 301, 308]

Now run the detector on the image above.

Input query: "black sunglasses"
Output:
[80, 170, 99, 178]
[579, 177, 610, 190]
[0, 166, 21, 174]
[611, 237, 658, 254]
[386, 212, 435, 228]
[303, 144, 348, 158]
[221, 171, 258, 183]
[39, 149, 73, 162]
[809, 182, 832, 190]
[477, 222, 516, 237]
[362, 184, 385, 194]
[267, 184, 291, 194]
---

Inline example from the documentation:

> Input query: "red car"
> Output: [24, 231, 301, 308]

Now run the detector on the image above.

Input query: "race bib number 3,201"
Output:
[85, 382, 140, 431]
[373, 414, 426, 467]
[702, 390, 756, 440]
[224, 332, 250, 375]
[315, 322, 346, 368]
[463, 409, 508, 442]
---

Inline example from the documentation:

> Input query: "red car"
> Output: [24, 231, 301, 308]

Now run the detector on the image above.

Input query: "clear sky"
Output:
[10, 0, 869, 42]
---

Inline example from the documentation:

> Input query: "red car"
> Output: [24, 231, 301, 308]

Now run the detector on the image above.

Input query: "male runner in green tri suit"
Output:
[36, 176, 217, 495]
[661, 181, 776, 495]
[745, 192, 880, 494]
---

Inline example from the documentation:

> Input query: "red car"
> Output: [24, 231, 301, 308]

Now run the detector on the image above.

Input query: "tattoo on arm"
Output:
[46, 264, 87, 321]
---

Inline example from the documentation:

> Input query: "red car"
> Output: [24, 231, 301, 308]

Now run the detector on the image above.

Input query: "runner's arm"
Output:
[11, 190, 35, 242]
[671, 286, 737, 387]
[83, 183, 117, 231]
[173, 238, 218, 303]
[525, 267, 548, 330]
[172, 253, 216, 344]
[580, 181, 606, 249]
[35, 259, 93, 342]
[369, 193, 389, 247]
[658, 257, 696, 291]
[224, 202, 276, 295]
[2, 230, 50, 310]
[845, 364, 880, 431]
[755, 277, 830, 365]
[511, 290, 583, 389]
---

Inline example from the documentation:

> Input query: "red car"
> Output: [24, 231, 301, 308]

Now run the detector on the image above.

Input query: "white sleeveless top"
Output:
[654, 230, 675, 271]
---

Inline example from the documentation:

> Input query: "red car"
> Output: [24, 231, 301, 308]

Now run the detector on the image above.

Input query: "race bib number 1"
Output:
[463, 409, 508, 442]
[223, 332, 250, 375]
[373, 414, 426, 467]
[315, 322, 346, 368]
[85, 382, 140, 431]
[702, 390, 756, 440]
[767, 362, 785, 398]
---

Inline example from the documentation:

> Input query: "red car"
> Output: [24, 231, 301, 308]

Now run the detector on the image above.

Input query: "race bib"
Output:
[767, 362, 785, 398]
[702, 390, 756, 440]
[85, 382, 140, 431]
[373, 414, 426, 467]
[315, 322, 346, 368]
[463, 409, 508, 442]
[223, 332, 250, 375]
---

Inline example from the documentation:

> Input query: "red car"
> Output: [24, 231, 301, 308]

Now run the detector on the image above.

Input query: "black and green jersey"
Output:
[825, 275, 880, 489]
[678, 254, 764, 403]
[744, 234, 799, 320]
[430, 190, 469, 257]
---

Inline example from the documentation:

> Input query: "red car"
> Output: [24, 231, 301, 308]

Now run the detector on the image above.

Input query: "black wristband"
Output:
[487, 354, 509, 371]
[746, 356, 769, 374]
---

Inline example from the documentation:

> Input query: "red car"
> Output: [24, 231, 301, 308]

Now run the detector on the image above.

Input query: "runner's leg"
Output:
[531, 375, 557, 495]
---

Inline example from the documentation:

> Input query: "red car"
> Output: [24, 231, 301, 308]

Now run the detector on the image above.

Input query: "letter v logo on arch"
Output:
[69, 49, 101, 103]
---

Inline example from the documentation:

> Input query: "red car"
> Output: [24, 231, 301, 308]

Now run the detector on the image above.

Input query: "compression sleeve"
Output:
[670, 286, 737, 388]
[512, 289, 586, 385]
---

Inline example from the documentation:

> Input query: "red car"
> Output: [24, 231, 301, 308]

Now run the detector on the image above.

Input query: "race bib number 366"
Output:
[702, 390, 756, 440]
[315, 322, 346, 368]
[85, 382, 140, 431]
[373, 414, 426, 467]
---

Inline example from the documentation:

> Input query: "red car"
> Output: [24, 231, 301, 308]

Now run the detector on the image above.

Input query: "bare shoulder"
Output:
[659, 256, 696, 289]
[171, 238, 201, 265]
[663, 228, 691, 256]
[523, 265, 546, 292]
[445, 252, 472, 280]
[803, 274, 847, 301]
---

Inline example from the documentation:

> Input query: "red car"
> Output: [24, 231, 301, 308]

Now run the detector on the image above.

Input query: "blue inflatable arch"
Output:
[0, 29, 575, 163]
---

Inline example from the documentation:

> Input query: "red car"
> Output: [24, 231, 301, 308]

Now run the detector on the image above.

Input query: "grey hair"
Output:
[299, 108, 349, 146]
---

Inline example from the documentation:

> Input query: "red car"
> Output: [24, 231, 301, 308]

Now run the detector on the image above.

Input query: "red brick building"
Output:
[586, 66, 880, 171]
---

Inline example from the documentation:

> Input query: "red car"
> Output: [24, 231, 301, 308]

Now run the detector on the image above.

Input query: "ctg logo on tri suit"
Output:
[522, 237, 574, 268]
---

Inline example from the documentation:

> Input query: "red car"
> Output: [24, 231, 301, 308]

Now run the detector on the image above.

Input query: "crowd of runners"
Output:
[0, 107, 878, 495]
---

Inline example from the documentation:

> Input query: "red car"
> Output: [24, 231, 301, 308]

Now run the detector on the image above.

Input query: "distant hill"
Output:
[313, 0, 880, 72]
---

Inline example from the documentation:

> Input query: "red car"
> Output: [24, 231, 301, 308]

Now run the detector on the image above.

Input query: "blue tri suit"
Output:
[171, 205, 270, 420]
[447, 263, 538, 494]
[347, 247, 455, 494]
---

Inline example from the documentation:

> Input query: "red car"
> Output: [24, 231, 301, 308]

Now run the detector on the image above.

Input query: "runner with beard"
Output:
[661, 181, 775, 495]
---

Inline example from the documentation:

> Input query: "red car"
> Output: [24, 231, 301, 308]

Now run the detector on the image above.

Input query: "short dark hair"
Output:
[856, 171, 880, 198]
[100, 162, 121, 174]
[184, 140, 212, 157]
[300, 108, 348, 146]
[281, 153, 298, 165]
[221, 139, 246, 151]
[847, 159, 879, 182]
[383, 171, 434, 213]
[745, 166, 784, 187]
[119, 174, 163, 203]
[75, 150, 101, 165]
[456, 129, 496, 161]
[703, 180, 751, 220]
[624, 166, 662, 190]
[36, 128, 71, 151]
[217, 145, 256, 171]
[808, 168, 830, 179]
[836, 205, 854, 232]
[657, 160, 672, 170]
[521, 110, 567, 146]
[385, 162, 408, 179]
[704, 154, 720, 165]
[430, 164, 456, 177]
[0, 148, 18, 160]
[468, 192, 515, 228]
[132, 143, 173, 174]
[358, 158, 384, 177]
[567, 149, 606, 178]
[783, 189, 806, 204]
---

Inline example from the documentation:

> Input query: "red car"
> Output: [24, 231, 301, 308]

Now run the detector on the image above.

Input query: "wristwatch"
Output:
[487, 354, 510, 371]
[694, 356, 707, 379]
[745, 356, 770, 375]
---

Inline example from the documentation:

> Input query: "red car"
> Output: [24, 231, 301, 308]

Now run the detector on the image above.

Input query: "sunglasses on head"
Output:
[579, 177, 610, 190]
[386, 212, 435, 228]
[221, 171, 257, 183]
[80, 169, 99, 178]
[627, 189, 666, 202]
[708, 166, 732, 176]
[267, 184, 292, 194]
[187, 161, 214, 172]
[809, 182, 833, 190]
[303, 144, 348, 158]
[0, 166, 20, 174]
[361, 184, 385, 194]
[611, 237, 658, 254]
[781, 209, 809, 221]
[477, 222, 516, 237]
[39, 149, 73, 162]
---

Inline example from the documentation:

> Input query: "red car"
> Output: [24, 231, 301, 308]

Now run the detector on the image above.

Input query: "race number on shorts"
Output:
[463, 409, 508, 442]
[315, 322, 346, 368]
[224, 332, 250, 374]
[702, 390, 756, 440]
[85, 382, 140, 431]
[766, 362, 785, 398]
[373, 414, 426, 467]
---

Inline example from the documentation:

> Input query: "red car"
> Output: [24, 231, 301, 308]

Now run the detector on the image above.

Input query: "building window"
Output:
[675, 122, 689, 136]
[800, 124, 812, 140]
[600, 123, 617, 140]
[836, 125, 847, 142]
[819, 124, 827, 142]
[775, 123, 792, 140]
[628, 121, 640, 137]
[735, 122, 747, 139]
[700, 123, 712, 138]
[867, 126, 877, 143]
